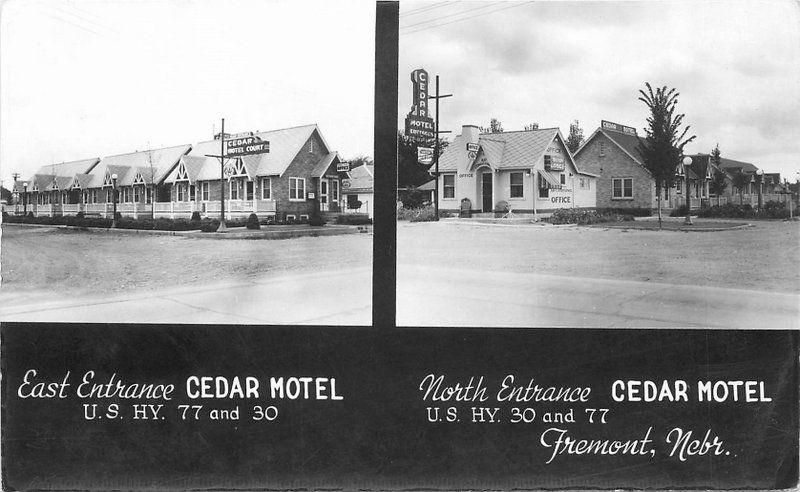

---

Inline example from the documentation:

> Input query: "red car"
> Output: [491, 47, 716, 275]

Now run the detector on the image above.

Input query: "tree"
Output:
[480, 118, 504, 134]
[708, 144, 727, 205]
[566, 120, 584, 153]
[345, 155, 373, 169]
[732, 171, 751, 205]
[637, 83, 696, 229]
[524, 122, 539, 131]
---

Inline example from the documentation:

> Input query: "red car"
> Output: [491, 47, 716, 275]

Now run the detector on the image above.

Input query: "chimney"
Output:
[461, 125, 480, 143]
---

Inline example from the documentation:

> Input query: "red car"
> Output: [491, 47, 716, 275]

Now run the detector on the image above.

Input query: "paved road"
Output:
[397, 265, 799, 329]
[0, 268, 372, 325]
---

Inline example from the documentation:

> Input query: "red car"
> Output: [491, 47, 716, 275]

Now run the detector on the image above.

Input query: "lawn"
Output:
[1, 225, 372, 296]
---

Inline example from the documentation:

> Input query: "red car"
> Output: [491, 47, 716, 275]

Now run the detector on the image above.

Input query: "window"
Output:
[309, 139, 314, 153]
[106, 190, 112, 202]
[560, 174, 566, 185]
[122, 188, 130, 203]
[92, 190, 98, 204]
[190, 185, 196, 201]
[599, 141, 606, 156]
[510, 172, 523, 198]
[133, 186, 141, 203]
[145, 187, 152, 204]
[300, 214, 309, 220]
[261, 178, 271, 199]
[332, 180, 339, 201]
[612, 178, 633, 199]
[443, 174, 455, 199]
[289, 178, 306, 201]
[201, 182, 210, 201]
[229, 179, 242, 200]
[177, 183, 186, 202]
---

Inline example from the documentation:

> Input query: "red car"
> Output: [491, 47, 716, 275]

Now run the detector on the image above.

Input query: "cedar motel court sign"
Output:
[404, 68, 435, 140]
[223, 136, 269, 176]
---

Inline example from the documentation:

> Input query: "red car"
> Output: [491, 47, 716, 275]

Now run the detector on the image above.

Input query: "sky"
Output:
[0, 0, 375, 189]
[399, 0, 800, 180]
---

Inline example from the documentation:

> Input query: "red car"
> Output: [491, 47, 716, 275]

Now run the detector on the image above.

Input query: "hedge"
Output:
[550, 209, 634, 225]
[336, 214, 372, 225]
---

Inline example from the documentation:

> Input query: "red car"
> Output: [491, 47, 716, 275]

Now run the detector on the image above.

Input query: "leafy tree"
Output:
[566, 120, 584, 153]
[480, 118, 504, 134]
[732, 171, 751, 205]
[345, 154, 373, 169]
[524, 122, 539, 131]
[708, 144, 727, 205]
[637, 83, 696, 228]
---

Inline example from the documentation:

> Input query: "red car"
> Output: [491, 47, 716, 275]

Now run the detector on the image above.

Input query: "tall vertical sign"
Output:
[404, 68, 435, 139]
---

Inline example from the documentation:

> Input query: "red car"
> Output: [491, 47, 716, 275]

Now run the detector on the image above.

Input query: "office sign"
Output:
[417, 146, 434, 165]
[601, 120, 637, 136]
[405, 68, 435, 140]
[226, 136, 270, 157]
[467, 143, 479, 152]
[337, 162, 350, 172]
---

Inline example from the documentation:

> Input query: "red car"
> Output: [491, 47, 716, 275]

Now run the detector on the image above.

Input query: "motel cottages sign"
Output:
[404, 68, 435, 140]
[226, 136, 270, 157]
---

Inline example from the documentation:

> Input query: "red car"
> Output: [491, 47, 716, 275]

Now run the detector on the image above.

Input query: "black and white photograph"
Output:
[1, 1, 798, 491]
[0, 0, 375, 324]
[395, 0, 800, 328]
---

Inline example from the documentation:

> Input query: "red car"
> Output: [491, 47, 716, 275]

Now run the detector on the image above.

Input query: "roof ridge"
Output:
[102, 143, 191, 158]
[479, 127, 559, 136]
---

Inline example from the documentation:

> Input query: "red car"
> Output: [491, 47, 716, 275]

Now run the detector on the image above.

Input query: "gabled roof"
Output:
[440, 127, 595, 176]
[311, 152, 339, 178]
[718, 157, 758, 174]
[188, 124, 322, 178]
[29, 174, 55, 191]
[344, 163, 374, 193]
[164, 155, 210, 184]
[33, 158, 100, 178]
[45, 175, 73, 191]
[69, 174, 93, 189]
[94, 144, 191, 187]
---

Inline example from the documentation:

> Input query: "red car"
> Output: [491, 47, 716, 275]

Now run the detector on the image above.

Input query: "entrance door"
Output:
[481, 172, 493, 212]
[320, 179, 329, 211]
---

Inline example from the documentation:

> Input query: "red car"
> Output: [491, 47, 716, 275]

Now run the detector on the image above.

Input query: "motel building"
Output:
[573, 120, 783, 212]
[435, 125, 597, 216]
[10, 124, 354, 222]
[341, 162, 374, 218]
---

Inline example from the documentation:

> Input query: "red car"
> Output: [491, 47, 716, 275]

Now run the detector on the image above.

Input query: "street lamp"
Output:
[683, 156, 693, 225]
[756, 169, 764, 213]
[111, 173, 118, 228]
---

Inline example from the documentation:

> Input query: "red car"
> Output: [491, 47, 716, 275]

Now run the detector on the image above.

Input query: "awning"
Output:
[538, 170, 562, 189]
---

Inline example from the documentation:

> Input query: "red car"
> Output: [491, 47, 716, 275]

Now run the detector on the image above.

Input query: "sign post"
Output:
[429, 75, 452, 221]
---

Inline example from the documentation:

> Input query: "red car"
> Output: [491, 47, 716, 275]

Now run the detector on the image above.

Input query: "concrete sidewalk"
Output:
[0, 267, 372, 325]
[397, 265, 799, 329]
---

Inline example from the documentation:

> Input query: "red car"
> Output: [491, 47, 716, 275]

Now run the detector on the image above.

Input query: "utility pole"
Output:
[206, 118, 229, 232]
[428, 75, 452, 221]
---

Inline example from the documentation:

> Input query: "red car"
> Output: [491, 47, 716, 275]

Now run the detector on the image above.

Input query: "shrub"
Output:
[596, 207, 652, 217]
[200, 219, 220, 232]
[550, 209, 633, 225]
[696, 203, 756, 219]
[399, 188, 429, 209]
[76, 211, 85, 218]
[670, 205, 690, 217]
[260, 215, 277, 226]
[335, 214, 372, 225]
[246, 213, 260, 230]
[308, 215, 326, 226]
[190, 211, 201, 222]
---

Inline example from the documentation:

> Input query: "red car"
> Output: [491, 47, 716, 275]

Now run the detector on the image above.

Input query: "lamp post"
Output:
[683, 156, 693, 225]
[111, 173, 118, 228]
[756, 169, 764, 213]
[22, 182, 28, 216]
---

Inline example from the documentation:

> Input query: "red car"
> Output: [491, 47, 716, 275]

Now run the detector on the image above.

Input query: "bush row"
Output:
[396, 206, 453, 222]
[595, 207, 653, 217]
[335, 214, 372, 225]
[549, 209, 635, 225]
[670, 201, 790, 219]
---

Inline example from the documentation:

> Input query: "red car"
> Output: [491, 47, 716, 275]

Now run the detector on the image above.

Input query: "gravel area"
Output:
[1, 225, 372, 297]
[398, 219, 800, 294]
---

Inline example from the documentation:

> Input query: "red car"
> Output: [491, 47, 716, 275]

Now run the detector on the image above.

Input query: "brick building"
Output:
[436, 125, 596, 216]
[12, 124, 345, 221]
